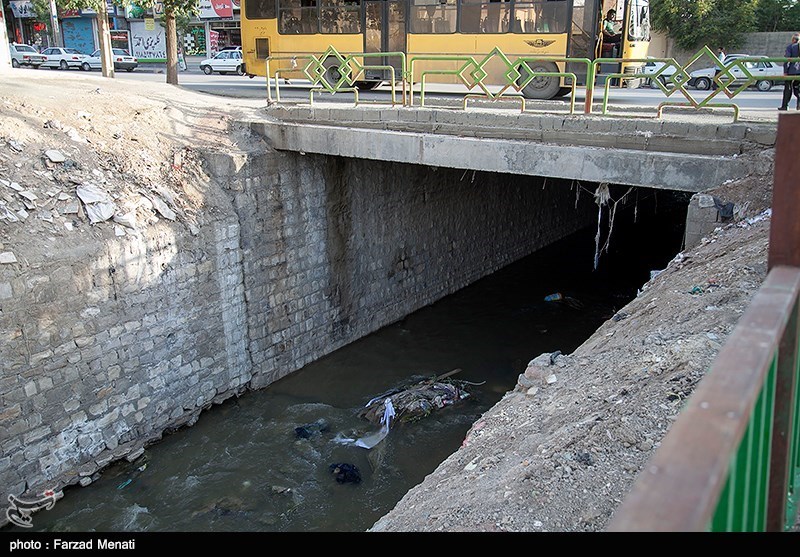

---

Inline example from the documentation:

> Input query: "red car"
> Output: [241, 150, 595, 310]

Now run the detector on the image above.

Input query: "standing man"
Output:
[717, 47, 726, 62]
[779, 33, 800, 111]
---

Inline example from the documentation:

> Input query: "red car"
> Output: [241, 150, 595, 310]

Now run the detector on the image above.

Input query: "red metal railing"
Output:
[607, 113, 800, 532]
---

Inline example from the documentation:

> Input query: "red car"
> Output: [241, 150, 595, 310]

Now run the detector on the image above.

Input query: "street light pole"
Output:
[48, 0, 62, 47]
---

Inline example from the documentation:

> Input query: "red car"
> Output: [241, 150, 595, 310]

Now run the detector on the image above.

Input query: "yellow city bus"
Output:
[240, 0, 651, 99]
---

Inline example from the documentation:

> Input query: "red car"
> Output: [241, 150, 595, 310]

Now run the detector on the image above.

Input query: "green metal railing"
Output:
[265, 45, 800, 120]
[607, 114, 800, 532]
[265, 46, 407, 106]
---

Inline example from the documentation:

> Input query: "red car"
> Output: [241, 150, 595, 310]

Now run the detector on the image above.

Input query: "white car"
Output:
[40, 47, 89, 70]
[9, 43, 46, 69]
[688, 54, 783, 92]
[199, 49, 244, 76]
[81, 48, 138, 72]
[642, 60, 679, 88]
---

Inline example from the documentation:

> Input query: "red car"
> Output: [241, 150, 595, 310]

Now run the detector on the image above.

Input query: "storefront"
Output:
[7, 0, 48, 47]
[188, 0, 240, 56]
[60, 10, 95, 54]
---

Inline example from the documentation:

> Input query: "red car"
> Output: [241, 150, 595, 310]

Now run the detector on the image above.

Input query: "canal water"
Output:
[11, 189, 689, 533]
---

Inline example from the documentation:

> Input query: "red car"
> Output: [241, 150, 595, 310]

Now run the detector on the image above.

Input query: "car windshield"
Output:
[16, 45, 37, 53]
[65, 49, 83, 54]
[112, 49, 129, 55]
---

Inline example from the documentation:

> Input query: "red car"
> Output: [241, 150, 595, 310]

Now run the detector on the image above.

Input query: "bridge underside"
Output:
[252, 105, 776, 193]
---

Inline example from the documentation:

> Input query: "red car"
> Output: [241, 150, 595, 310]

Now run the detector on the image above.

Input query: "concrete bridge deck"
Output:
[253, 103, 777, 193]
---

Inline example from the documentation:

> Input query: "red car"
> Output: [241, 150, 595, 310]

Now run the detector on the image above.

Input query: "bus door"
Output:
[567, 0, 602, 84]
[364, 0, 406, 81]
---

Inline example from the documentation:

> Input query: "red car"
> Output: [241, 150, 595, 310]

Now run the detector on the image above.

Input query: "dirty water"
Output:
[10, 192, 688, 532]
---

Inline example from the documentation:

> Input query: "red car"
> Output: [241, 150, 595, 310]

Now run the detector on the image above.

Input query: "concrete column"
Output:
[0, 0, 11, 71]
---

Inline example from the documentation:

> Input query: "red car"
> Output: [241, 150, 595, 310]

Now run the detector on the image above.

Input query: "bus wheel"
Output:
[322, 58, 343, 88]
[355, 81, 382, 91]
[554, 86, 572, 98]
[518, 61, 561, 100]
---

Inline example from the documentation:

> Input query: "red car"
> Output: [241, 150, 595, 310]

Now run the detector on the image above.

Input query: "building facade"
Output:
[3, 0, 240, 57]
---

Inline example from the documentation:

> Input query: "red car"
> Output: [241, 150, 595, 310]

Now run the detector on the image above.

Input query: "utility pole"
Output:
[48, 0, 62, 47]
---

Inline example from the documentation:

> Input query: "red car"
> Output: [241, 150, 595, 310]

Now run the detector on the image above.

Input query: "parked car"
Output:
[40, 47, 89, 70]
[642, 59, 678, 88]
[9, 43, 46, 69]
[81, 48, 138, 72]
[199, 49, 244, 75]
[687, 54, 783, 92]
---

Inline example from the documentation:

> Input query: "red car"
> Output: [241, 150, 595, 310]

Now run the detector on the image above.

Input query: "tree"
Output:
[58, 0, 115, 77]
[137, 0, 198, 85]
[30, 0, 58, 47]
[650, 0, 758, 51]
[755, 0, 790, 31]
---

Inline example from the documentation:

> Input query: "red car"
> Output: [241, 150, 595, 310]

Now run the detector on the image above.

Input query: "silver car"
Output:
[9, 43, 46, 69]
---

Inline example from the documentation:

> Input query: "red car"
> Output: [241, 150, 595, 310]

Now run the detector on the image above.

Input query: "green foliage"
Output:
[159, 11, 194, 37]
[58, 0, 107, 10]
[134, 0, 199, 18]
[651, 0, 758, 51]
[789, 2, 800, 28]
[755, 0, 789, 31]
[30, 0, 52, 24]
[754, 0, 800, 31]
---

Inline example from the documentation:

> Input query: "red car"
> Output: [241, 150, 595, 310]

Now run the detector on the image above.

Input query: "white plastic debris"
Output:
[45, 150, 66, 163]
[76, 184, 116, 223]
[113, 212, 137, 229]
[149, 194, 176, 221]
[0, 252, 18, 264]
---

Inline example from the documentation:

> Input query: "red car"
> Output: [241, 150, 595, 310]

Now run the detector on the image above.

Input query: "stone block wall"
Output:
[0, 147, 597, 521]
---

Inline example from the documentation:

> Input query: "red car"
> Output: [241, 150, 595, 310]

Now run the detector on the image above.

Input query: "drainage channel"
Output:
[5, 188, 690, 533]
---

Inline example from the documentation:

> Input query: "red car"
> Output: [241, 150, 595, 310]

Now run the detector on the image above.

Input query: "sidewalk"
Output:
[137, 55, 205, 73]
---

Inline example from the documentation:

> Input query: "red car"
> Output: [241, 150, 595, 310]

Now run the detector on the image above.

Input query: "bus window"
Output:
[461, 0, 511, 34]
[279, 0, 318, 34]
[512, 0, 568, 34]
[627, 0, 650, 42]
[321, 0, 361, 33]
[410, 0, 457, 34]
[245, 0, 276, 20]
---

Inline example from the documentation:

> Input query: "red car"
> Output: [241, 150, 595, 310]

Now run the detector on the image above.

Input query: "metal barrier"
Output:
[607, 113, 800, 532]
[265, 47, 406, 107]
[591, 45, 800, 121]
[265, 45, 800, 119]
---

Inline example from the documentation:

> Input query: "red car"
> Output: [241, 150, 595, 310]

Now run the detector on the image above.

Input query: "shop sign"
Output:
[9, 1, 35, 18]
[198, 0, 233, 19]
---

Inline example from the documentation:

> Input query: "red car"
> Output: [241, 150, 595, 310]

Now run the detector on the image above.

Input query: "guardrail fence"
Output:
[265, 45, 800, 120]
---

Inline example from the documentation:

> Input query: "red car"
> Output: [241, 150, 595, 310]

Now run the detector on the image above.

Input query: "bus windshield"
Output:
[627, 0, 650, 42]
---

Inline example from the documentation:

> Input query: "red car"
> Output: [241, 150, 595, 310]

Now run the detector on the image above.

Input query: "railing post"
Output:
[768, 114, 800, 270]
[767, 112, 800, 531]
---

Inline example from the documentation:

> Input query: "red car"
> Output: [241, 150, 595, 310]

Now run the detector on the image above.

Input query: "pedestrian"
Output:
[717, 47, 726, 62]
[779, 32, 800, 111]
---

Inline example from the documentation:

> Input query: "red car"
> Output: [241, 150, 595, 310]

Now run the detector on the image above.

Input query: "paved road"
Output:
[18, 60, 787, 121]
